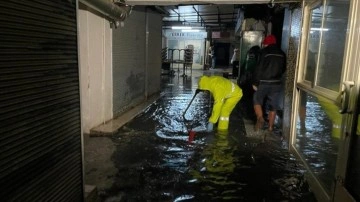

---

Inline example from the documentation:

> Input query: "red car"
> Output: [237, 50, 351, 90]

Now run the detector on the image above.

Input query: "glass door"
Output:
[290, 0, 359, 201]
[333, 0, 360, 201]
[334, 100, 360, 201]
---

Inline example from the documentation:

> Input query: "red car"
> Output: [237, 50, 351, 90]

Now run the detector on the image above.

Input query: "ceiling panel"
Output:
[147, 1, 300, 31]
[162, 4, 239, 31]
[126, 0, 299, 6]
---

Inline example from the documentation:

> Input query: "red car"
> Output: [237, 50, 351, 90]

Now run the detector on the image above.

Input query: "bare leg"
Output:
[268, 111, 276, 131]
[254, 104, 264, 131]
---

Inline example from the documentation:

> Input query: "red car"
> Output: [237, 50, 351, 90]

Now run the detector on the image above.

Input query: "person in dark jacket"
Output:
[238, 45, 260, 121]
[252, 35, 286, 133]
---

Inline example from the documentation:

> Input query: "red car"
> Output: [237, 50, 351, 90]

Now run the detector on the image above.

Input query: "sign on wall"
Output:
[164, 30, 207, 39]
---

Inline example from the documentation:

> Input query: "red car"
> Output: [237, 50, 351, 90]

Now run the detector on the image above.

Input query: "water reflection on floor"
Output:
[99, 71, 316, 201]
[296, 93, 340, 193]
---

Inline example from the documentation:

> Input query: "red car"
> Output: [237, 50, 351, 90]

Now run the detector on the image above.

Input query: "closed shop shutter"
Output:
[0, 0, 83, 201]
[147, 11, 162, 95]
[113, 7, 146, 116]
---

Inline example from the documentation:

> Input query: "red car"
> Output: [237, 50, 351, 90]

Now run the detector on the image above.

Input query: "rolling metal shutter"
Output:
[0, 0, 83, 201]
[113, 7, 146, 116]
[147, 11, 162, 95]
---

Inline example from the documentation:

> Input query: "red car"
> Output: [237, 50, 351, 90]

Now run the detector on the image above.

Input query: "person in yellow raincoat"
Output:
[198, 76, 243, 132]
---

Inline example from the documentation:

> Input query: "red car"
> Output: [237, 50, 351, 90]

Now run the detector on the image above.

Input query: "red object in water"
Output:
[188, 130, 196, 143]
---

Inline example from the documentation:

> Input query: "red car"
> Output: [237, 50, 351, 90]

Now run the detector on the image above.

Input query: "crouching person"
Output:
[197, 76, 243, 132]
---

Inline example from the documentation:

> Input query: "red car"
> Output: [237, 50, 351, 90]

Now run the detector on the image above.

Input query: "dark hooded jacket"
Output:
[252, 44, 286, 86]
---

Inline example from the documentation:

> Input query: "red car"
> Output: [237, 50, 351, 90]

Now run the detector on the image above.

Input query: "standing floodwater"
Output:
[91, 73, 316, 201]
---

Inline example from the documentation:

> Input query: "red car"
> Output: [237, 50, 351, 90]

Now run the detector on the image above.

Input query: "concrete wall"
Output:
[78, 4, 113, 134]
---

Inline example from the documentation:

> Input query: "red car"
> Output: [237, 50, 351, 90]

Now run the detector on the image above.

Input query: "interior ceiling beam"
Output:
[170, 8, 187, 22]
[196, 17, 236, 21]
[217, 6, 221, 28]
[168, 13, 236, 17]
[192, 5, 205, 26]
[125, 0, 300, 6]
[232, 5, 235, 22]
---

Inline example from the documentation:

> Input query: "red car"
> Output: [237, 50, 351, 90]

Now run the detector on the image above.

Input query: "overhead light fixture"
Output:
[172, 26, 192, 30]
[181, 29, 200, 32]
[310, 28, 329, 31]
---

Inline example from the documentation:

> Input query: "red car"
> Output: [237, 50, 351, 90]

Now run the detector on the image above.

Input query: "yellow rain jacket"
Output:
[198, 76, 243, 130]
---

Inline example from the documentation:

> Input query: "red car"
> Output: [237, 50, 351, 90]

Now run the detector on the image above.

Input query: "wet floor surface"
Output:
[85, 70, 317, 202]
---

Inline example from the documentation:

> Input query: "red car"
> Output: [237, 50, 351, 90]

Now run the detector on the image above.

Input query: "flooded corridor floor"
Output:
[85, 70, 317, 202]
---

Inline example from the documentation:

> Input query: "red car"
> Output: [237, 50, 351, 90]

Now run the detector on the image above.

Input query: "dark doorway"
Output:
[215, 43, 230, 67]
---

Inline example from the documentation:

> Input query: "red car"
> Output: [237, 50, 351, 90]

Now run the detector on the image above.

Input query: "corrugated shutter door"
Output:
[113, 7, 146, 115]
[147, 11, 162, 95]
[0, 1, 83, 201]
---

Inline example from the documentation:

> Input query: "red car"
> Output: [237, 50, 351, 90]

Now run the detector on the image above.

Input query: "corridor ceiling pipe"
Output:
[79, 0, 132, 27]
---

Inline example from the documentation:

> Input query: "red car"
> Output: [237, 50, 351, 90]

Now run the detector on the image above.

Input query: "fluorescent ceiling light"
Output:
[310, 28, 329, 31]
[181, 29, 200, 32]
[172, 26, 192, 30]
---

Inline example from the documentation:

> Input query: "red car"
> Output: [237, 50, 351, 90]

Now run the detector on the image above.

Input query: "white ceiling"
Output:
[125, 0, 301, 31]
[125, 0, 300, 6]
[162, 4, 239, 30]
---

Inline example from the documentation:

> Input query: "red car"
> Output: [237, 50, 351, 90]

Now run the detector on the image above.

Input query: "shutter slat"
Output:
[0, 0, 83, 201]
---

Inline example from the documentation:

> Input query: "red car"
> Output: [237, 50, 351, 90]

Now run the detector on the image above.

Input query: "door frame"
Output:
[289, 2, 331, 201]
[333, 0, 360, 201]
[289, 0, 359, 201]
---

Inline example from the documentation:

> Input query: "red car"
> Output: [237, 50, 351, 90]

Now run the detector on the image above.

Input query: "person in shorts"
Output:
[252, 35, 286, 133]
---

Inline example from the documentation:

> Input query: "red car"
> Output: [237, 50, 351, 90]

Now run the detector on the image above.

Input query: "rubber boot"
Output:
[218, 116, 229, 131]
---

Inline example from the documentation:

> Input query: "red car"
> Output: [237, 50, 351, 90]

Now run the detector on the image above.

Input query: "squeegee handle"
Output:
[182, 90, 201, 120]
